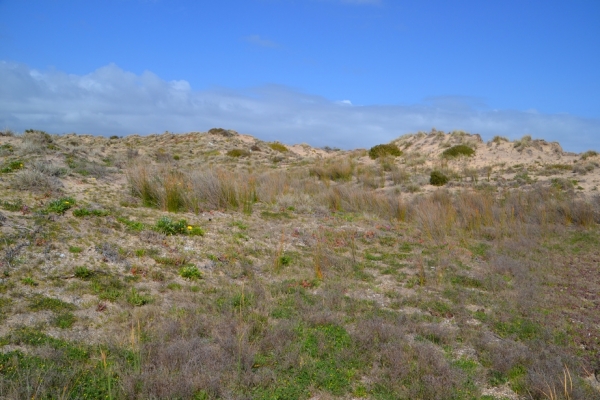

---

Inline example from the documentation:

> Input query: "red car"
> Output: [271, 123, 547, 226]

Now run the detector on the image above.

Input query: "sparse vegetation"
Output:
[0, 129, 599, 399]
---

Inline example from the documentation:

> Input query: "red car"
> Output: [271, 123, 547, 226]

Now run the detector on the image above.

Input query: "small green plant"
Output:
[69, 246, 83, 254]
[154, 216, 204, 236]
[54, 311, 76, 329]
[268, 142, 288, 153]
[74, 266, 94, 279]
[21, 277, 38, 286]
[368, 143, 402, 159]
[179, 265, 202, 280]
[45, 197, 75, 214]
[73, 207, 109, 217]
[279, 254, 292, 266]
[117, 217, 147, 231]
[1, 160, 24, 173]
[442, 145, 475, 158]
[1, 198, 24, 211]
[28, 295, 76, 312]
[134, 249, 146, 257]
[430, 170, 449, 186]
[127, 288, 152, 306]
[167, 282, 182, 290]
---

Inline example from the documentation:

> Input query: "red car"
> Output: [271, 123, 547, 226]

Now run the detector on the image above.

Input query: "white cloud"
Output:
[0, 61, 598, 152]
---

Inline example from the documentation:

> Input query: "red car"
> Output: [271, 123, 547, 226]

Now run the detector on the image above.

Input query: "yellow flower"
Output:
[64, 201, 69, 204]
[187, 226, 193, 230]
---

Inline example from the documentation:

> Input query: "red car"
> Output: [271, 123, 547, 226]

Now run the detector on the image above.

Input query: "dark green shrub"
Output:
[368, 144, 402, 159]
[442, 145, 475, 158]
[430, 170, 449, 186]
[74, 266, 94, 279]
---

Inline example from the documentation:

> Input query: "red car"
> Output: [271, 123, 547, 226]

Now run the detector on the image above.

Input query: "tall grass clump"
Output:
[309, 158, 354, 181]
[127, 160, 258, 213]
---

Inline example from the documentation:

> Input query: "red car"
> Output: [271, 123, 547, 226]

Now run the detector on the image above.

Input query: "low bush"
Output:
[309, 159, 354, 181]
[11, 169, 62, 193]
[269, 142, 288, 153]
[368, 144, 402, 159]
[430, 170, 449, 186]
[442, 145, 475, 158]
[179, 265, 202, 280]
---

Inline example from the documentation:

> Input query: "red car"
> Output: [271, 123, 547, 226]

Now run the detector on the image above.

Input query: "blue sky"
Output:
[1, 0, 599, 151]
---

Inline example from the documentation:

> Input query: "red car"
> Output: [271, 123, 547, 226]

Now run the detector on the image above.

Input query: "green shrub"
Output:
[155, 217, 187, 235]
[179, 265, 202, 280]
[269, 142, 288, 153]
[430, 170, 449, 186]
[442, 145, 475, 158]
[368, 144, 402, 159]
[21, 277, 38, 286]
[226, 149, 251, 157]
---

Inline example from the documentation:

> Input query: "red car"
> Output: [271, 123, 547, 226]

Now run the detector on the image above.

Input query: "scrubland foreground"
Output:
[0, 128, 599, 399]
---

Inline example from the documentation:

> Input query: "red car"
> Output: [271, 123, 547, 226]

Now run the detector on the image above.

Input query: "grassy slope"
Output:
[0, 129, 599, 399]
